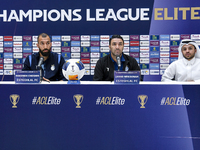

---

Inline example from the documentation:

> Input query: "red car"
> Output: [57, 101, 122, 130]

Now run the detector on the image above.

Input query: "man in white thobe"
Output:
[161, 39, 200, 82]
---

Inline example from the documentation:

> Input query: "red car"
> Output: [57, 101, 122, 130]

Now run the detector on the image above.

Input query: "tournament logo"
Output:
[138, 95, 148, 108]
[73, 94, 83, 108]
[10, 94, 20, 108]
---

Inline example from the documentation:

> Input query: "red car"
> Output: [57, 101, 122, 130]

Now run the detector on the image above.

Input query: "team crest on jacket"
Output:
[51, 64, 55, 71]
[125, 65, 129, 71]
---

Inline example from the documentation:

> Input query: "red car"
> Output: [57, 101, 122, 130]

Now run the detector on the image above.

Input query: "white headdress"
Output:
[178, 39, 200, 59]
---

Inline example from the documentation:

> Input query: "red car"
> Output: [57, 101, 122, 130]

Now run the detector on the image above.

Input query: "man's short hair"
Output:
[109, 35, 124, 45]
[37, 33, 51, 43]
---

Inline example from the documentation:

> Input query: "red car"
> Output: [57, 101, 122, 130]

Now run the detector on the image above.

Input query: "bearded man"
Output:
[23, 33, 65, 81]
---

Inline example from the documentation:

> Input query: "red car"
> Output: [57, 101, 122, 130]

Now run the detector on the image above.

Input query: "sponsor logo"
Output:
[23, 36, 32, 41]
[170, 41, 180, 46]
[32, 36, 38, 41]
[71, 35, 80, 41]
[0, 42, 3, 47]
[91, 69, 94, 75]
[0, 59, 3, 63]
[13, 42, 22, 47]
[32, 47, 39, 53]
[150, 58, 159, 63]
[91, 35, 100, 41]
[96, 96, 125, 105]
[140, 58, 149, 64]
[52, 41, 61, 46]
[160, 52, 169, 57]
[4, 53, 13, 58]
[0, 64, 3, 69]
[138, 95, 148, 108]
[4, 42, 13, 47]
[140, 47, 149, 52]
[0, 36, 3, 41]
[23, 53, 31, 58]
[140, 41, 149, 46]
[140, 64, 149, 69]
[4, 58, 13, 63]
[119, 35, 129, 41]
[150, 70, 159, 75]
[150, 47, 159, 52]
[71, 47, 80, 52]
[160, 47, 170, 51]
[62, 41, 70, 47]
[140, 52, 149, 57]
[71, 53, 80, 58]
[0, 70, 3, 74]
[123, 47, 129, 53]
[81, 35, 90, 40]
[150, 35, 159, 40]
[52, 47, 61, 53]
[81, 52, 90, 58]
[150, 63, 159, 69]
[13, 47, 22, 52]
[181, 34, 190, 40]
[160, 58, 170, 63]
[100, 41, 109, 46]
[130, 41, 139, 46]
[52, 36, 61, 41]
[140, 35, 149, 40]
[100, 47, 110, 52]
[170, 58, 178, 63]
[14, 64, 23, 69]
[0, 48, 3, 52]
[4, 64, 13, 69]
[150, 52, 159, 58]
[160, 41, 170, 46]
[71, 41, 80, 46]
[160, 35, 170, 41]
[124, 41, 129, 46]
[62, 53, 71, 59]
[32, 42, 38, 46]
[91, 53, 100, 58]
[61, 36, 71, 41]
[100, 35, 109, 40]
[191, 34, 200, 40]
[84, 64, 90, 69]
[141, 69, 149, 75]
[170, 52, 178, 57]
[4, 36, 13, 41]
[90, 64, 96, 69]
[160, 97, 190, 106]
[81, 41, 90, 47]
[73, 94, 83, 108]
[81, 58, 90, 63]
[13, 36, 22, 41]
[14, 58, 23, 64]
[4, 70, 13, 75]
[91, 47, 100, 52]
[10, 94, 20, 108]
[130, 35, 139, 40]
[130, 47, 139, 52]
[4, 47, 13, 52]
[32, 96, 61, 105]
[160, 64, 169, 69]
[170, 46, 178, 51]
[85, 70, 90, 75]
[90, 58, 98, 63]
[91, 41, 100, 46]
[170, 35, 180, 40]
[130, 52, 139, 58]
[150, 41, 159, 46]
[81, 47, 90, 52]
[61, 47, 70, 52]
[23, 47, 32, 53]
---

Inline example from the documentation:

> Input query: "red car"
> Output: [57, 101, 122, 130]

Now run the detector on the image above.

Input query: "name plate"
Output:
[114, 71, 140, 84]
[15, 71, 40, 84]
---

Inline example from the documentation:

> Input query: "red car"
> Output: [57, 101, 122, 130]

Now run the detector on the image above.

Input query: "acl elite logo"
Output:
[10, 94, 20, 108]
[138, 95, 148, 108]
[73, 94, 83, 108]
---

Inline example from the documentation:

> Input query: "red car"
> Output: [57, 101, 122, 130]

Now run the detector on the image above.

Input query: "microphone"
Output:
[37, 57, 44, 68]
[116, 55, 121, 70]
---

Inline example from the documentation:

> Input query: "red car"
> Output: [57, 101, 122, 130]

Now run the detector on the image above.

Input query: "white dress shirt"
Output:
[161, 57, 200, 82]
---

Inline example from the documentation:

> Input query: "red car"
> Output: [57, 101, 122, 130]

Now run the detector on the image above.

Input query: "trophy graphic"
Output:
[10, 94, 20, 108]
[73, 94, 83, 108]
[138, 95, 148, 108]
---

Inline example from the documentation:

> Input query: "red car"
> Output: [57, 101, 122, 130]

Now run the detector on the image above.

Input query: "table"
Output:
[0, 82, 200, 150]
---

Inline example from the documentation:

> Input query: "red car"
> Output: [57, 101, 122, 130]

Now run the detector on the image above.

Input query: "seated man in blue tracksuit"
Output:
[22, 33, 66, 81]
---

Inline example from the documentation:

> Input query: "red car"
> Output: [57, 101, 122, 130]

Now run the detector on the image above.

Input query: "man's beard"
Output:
[39, 48, 50, 56]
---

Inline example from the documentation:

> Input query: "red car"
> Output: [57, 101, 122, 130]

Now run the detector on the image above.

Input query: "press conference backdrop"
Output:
[0, 0, 200, 81]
